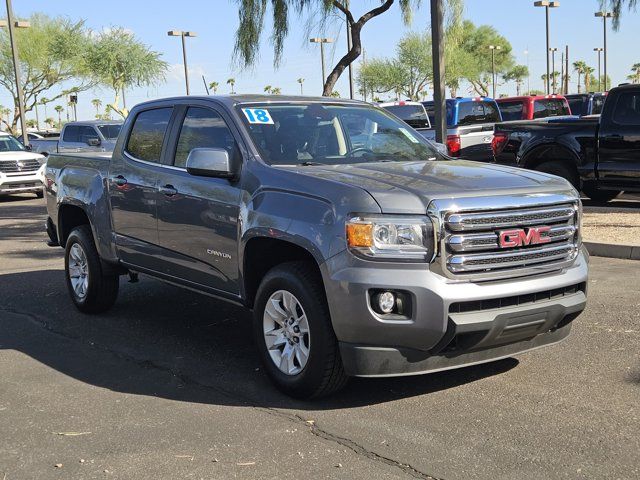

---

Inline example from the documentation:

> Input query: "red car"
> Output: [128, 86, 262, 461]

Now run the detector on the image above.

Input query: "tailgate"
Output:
[455, 124, 495, 161]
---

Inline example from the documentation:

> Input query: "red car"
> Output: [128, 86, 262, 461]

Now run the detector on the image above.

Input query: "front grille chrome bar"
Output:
[447, 205, 576, 232]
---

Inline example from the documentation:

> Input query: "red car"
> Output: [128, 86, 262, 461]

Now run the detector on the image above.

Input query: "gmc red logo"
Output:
[498, 226, 551, 248]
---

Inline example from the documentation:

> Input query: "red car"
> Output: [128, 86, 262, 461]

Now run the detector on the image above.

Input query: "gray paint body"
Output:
[45, 95, 588, 377]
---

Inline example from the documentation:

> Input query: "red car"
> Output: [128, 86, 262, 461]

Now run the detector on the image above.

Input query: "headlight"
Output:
[346, 215, 436, 262]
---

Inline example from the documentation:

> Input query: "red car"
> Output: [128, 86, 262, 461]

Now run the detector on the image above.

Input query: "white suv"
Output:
[0, 132, 46, 198]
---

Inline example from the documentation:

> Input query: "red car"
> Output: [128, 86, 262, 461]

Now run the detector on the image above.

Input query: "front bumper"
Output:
[0, 168, 45, 194]
[321, 246, 588, 376]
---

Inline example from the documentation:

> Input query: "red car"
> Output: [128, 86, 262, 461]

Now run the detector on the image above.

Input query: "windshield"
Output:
[237, 103, 439, 166]
[456, 101, 501, 126]
[0, 135, 26, 152]
[98, 124, 122, 140]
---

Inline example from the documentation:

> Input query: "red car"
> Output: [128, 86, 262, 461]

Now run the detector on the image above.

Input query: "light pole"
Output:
[1, 1, 30, 146]
[430, 0, 447, 144]
[594, 11, 613, 91]
[310, 38, 333, 94]
[534, 1, 560, 95]
[549, 47, 558, 93]
[168, 30, 197, 95]
[489, 45, 501, 98]
[297, 78, 304, 95]
[594, 47, 604, 91]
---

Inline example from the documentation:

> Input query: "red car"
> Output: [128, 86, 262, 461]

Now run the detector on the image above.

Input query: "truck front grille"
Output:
[443, 202, 580, 278]
[0, 159, 41, 173]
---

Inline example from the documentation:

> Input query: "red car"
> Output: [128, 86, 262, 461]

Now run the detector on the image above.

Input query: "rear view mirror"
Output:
[87, 137, 101, 147]
[186, 148, 239, 179]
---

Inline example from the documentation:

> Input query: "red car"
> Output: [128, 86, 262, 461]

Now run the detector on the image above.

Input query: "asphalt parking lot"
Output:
[1, 195, 638, 480]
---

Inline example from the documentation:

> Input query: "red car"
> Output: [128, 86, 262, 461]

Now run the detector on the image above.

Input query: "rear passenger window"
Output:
[126, 108, 173, 162]
[174, 107, 237, 168]
[498, 101, 524, 121]
[78, 126, 98, 143]
[62, 125, 79, 142]
[457, 101, 500, 125]
[533, 100, 570, 119]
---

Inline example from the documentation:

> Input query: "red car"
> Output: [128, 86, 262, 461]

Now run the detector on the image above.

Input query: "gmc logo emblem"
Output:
[498, 226, 551, 248]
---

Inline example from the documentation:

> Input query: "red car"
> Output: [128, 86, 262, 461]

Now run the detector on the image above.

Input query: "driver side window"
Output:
[174, 107, 237, 168]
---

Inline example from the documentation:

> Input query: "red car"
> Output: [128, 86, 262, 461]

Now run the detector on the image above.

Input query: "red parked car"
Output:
[496, 95, 572, 121]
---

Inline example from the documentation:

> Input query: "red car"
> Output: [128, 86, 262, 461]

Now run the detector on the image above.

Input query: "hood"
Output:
[0, 150, 45, 161]
[286, 160, 575, 213]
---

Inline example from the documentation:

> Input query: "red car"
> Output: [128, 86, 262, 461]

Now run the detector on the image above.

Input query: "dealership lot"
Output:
[1, 196, 638, 480]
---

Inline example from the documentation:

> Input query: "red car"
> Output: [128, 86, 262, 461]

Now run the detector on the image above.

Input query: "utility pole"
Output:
[534, 1, 560, 95]
[168, 30, 197, 95]
[430, 0, 446, 144]
[594, 47, 603, 91]
[564, 45, 569, 94]
[489, 45, 501, 98]
[549, 47, 558, 93]
[560, 50, 564, 94]
[595, 11, 613, 91]
[2, 0, 30, 146]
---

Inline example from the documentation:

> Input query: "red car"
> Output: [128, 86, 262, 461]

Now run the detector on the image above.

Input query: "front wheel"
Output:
[65, 225, 119, 313]
[253, 262, 348, 399]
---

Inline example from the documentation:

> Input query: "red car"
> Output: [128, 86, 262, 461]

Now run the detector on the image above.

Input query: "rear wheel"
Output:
[535, 161, 579, 189]
[253, 261, 348, 399]
[65, 225, 119, 313]
[582, 184, 621, 203]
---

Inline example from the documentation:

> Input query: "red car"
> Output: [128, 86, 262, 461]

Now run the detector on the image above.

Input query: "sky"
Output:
[2, 0, 639, 124]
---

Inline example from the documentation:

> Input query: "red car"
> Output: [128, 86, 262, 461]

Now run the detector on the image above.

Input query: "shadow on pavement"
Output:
[0, 269, 518, 411]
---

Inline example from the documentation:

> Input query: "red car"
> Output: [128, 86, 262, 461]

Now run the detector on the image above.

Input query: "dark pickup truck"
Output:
[45, 95, 588, 398]
[493, 84, 640, 202]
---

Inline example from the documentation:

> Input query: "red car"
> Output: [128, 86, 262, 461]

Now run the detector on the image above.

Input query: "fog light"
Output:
[377, 291, 396, 314]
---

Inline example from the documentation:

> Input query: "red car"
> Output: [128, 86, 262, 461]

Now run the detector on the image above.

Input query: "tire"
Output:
[582, 184, 621, 203]
[253, 261, 348, 399]
[64, 225, 119, 313]
[535, 161, 579, 189]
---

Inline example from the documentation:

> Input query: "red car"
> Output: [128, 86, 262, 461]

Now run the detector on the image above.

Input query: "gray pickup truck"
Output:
[45, 95, 588, 398]
[30, 120, 122, 156]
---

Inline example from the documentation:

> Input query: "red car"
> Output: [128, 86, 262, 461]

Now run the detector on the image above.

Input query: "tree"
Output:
[227, 78, 236, 94]
[208, 81, 219, 94]
[503, 65, 529, 96]
[44, 117, 55, 128]
[330, 91, 341, 98]
[39, 97, 50, 119]
[358, 31, 433, 101]
[83, 27, 167, 118]
[263, 85, 272, 94]
[271, 87, 282, 95]
[573, 61, 588, 94]
[583, 66, 595, 92]
[91, 98, 102, 117]
[631, 63, 640, 84]
[232, 0, 457, 96]
[0, 14, 92, 133]
[600, 0, 638, 29]
[297, 77, 304, 95]
[26, 118, 37, 129]
[54, 105, 63, 128]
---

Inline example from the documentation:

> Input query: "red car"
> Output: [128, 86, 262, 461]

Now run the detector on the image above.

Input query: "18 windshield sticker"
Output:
[242, 108, 274, 124]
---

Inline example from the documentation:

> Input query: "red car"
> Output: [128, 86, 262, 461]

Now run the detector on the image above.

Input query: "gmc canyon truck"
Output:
[45, 95, 588, 398]
[493, 84, 640, 202]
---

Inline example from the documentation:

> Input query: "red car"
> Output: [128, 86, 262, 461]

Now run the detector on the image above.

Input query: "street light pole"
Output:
[594, 47, 603, 91]
[310, 38, 333, 95]
[430, 0, 447, 144]
[2, 0, 30, 146]
[168, 30, 197, 95]
[534, 1, 560, 95]
[549, 47, 558, 93]
[594, 11, 613, 91]
[488, 45, 501, 98]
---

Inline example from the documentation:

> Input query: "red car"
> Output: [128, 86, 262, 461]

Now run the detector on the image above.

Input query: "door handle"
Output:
[112, 175, 127, 187]
[159, 184, 178, 196]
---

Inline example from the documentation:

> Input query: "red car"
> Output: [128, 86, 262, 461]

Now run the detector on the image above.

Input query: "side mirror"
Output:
[186, 148, 239, 179]
[87, 137, 101, 147]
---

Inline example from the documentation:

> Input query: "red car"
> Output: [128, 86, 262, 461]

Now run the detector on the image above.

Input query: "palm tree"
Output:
[227, 78, 236, 94]
[631, 63, 640, 84]
[263, 85, 273, 94]
[297, 78, 304, 95]
[91, 98, 102, 117]
[54, 105, 64, 128]
[583, 66, 595, 92]
[271, 87, 281, 95]
[330, 91, 341, 98]
[40, 97, 49, 119]
[573, 61, 588, 94]
[44, 117, 55, 129]
[208, 81, 219, 94]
